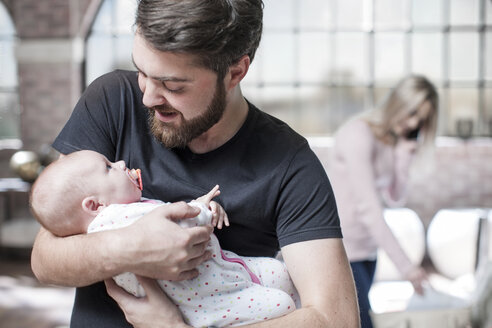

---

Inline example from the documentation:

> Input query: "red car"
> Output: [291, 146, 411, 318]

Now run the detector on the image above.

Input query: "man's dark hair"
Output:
[136, 0, 263, 79]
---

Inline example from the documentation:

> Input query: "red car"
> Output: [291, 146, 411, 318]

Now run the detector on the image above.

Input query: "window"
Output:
[0, 3, 19, 140]
[86, 0, 492, 137]
[242, 0, 492, 137]
[86, 0, 136, 86]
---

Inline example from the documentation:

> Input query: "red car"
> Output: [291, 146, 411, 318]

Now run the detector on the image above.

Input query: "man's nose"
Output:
[142, 78, 166, 108]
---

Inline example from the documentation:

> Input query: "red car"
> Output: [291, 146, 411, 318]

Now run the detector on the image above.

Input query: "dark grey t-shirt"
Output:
[53, 70, 341, 327]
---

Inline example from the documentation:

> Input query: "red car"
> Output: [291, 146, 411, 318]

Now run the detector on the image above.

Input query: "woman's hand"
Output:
[105, 276, 190, 328]
[405, 266, 429, 295]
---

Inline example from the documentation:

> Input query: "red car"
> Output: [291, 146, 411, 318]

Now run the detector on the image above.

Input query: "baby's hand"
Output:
[195, 185, 230, 229]
[210, 201, 229, 229]
[195, 185, 220, 205]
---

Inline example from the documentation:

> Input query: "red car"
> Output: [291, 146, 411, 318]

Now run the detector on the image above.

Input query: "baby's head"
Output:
[30, 150, 142, 236]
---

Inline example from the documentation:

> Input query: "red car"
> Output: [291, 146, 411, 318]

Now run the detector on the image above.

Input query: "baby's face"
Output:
[77, 150, 142, 204]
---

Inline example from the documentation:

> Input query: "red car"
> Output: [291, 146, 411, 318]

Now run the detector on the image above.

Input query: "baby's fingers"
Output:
[219, 206, 229, 229]
[210, 202, 220, 227]
[211, 215, 218, 227]
[210, 201, 229, 229]
[216, 205, 229, 228]
[223, 211, 230, 228]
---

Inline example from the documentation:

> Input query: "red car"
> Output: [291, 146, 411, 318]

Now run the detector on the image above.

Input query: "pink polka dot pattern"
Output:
[89, 200, 299, 327]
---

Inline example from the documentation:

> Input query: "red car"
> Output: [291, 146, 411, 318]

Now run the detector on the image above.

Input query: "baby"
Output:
[30, 150, 299, 327]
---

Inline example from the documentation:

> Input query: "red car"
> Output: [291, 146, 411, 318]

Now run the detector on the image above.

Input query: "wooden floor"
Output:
[0, 249, 74, 328]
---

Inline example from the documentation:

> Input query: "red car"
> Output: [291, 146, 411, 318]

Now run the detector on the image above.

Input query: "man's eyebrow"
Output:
[131, 55, 191, 83]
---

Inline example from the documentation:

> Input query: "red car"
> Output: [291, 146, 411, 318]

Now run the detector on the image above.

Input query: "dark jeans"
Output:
[350, 260, 377, 328]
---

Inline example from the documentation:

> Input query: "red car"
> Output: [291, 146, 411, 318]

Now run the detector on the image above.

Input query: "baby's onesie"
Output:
[87, 199, 299, 327]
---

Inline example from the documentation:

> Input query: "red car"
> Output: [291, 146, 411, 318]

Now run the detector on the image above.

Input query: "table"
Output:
[0, 178, 31, 246]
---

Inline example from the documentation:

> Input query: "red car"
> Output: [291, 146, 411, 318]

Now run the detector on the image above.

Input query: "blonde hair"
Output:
[30, 153, 94, 237]
[364, 75, 439, 149]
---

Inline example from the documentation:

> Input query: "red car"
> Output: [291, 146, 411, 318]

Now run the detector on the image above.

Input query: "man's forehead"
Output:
[131, 33, 212, 79]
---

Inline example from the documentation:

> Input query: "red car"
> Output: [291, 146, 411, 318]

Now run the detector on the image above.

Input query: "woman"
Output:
[330, 75, 438, 328]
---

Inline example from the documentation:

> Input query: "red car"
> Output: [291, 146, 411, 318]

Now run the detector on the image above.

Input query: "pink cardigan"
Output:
[330, 118, 416, 277]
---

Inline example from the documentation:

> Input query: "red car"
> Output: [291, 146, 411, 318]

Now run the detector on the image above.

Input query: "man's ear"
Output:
[82, 196, 104, 215]
[225, 55, 250, 91]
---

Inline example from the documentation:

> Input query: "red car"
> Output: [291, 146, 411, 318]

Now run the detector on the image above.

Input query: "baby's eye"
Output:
[106, 164, 112, 170]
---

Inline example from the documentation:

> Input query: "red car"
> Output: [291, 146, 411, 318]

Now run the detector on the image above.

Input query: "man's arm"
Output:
[31, 202, 213, 287]
[32, 226, 120, 287]
[243, 238, 359, 328]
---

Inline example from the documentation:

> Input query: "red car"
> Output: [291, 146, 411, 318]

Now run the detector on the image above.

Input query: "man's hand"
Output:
[119, 202, 213, 281]
[105, 276, 190, 328]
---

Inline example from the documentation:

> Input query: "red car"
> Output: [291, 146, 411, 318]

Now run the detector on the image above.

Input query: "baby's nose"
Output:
[115, 160, 126, 170]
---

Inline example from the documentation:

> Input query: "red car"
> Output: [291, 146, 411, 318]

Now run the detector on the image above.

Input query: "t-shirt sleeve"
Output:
[52, 72, 123, 160]
[275, 143, 342, 247]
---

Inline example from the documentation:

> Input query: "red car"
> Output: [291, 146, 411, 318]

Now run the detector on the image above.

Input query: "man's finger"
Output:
[170, 250, 212, 282]
[176, 268, 200, 281]
[105, 279, 136, 306]
[133, 276, 186, 325]
[185, 250, 212, 272]
[153, 201, 201, 222]
[187, 225, 213, 245]
[187, 239, 210, 259]
[135, 275, 166, 300]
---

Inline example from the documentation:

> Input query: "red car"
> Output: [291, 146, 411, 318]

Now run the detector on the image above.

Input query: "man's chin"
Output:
[150, 125, 188, 148]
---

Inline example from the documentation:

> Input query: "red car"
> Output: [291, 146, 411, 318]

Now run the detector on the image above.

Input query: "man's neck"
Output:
[187, 90, 249, 154]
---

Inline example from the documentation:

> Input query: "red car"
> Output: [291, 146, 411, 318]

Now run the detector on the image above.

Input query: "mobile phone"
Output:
[406, 127, 420, 140]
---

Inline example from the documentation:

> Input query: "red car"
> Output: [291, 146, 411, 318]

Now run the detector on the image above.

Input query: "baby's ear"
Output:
[82, 196, 104, 215]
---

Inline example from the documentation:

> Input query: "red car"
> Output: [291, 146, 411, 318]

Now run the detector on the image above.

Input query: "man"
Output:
[31, 0, 359, 327]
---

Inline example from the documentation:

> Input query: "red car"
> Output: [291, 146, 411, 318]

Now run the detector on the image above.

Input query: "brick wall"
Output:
[0, 0, 99, 152]
[17, 63, 77, 150]
[6, 0, 94, 38]
[0, 0, 100, 179]
[12, 0, 71, 38]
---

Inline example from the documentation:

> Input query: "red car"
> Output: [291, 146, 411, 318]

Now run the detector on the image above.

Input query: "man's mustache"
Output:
[151, 104, 176, 112]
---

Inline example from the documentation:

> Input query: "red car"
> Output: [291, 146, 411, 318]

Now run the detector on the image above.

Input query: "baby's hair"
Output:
[30, 153, 91, 236]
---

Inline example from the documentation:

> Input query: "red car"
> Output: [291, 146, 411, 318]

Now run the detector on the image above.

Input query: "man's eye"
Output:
[166, 88, 184, 94]
[137, 71, 148, 83]
[162, 82, 184, 93]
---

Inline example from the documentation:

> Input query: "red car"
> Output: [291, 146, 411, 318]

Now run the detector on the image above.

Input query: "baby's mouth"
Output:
[127, 168, 143, 190]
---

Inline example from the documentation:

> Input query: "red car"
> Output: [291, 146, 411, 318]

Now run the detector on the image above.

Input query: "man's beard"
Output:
[147, 80, 226, 148]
